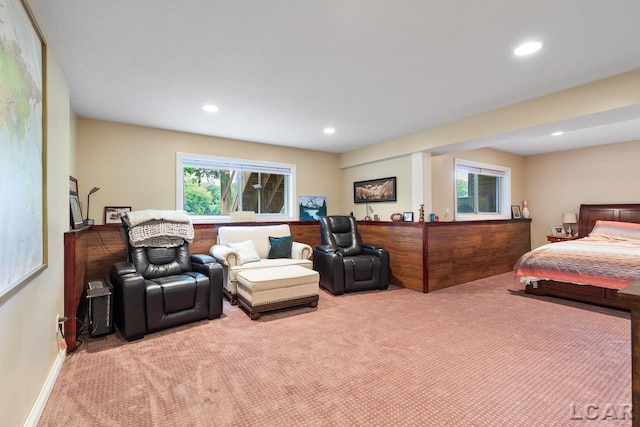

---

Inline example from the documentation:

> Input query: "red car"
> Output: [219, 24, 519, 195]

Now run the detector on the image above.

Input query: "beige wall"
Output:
[525, 139, 640, 249]
[76, 119, 343, 223]
[342, 155, 413, 220]
[0, 45, 70, 424]
[431, 147, 526, 221]
[342, 147, 526, 223]
[340, 68, 640, 168]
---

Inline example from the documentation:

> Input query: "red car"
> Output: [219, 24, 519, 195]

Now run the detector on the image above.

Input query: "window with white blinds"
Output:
[454, 158, 511, 220]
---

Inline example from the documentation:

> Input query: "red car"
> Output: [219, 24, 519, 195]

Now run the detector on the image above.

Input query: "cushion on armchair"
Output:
[268, 235, 293, 259]
[228, 240, 261, 265]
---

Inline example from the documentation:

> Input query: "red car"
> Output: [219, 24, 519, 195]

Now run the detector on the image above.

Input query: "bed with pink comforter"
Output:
[515, 219, 640, 308]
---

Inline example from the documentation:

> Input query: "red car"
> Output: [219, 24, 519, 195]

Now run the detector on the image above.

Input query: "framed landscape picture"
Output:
[354, 177, 397, 203]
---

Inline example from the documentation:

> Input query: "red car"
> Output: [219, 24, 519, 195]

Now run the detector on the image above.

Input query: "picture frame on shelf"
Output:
[403, 212, 414, 222]
[69, 176, 78, 196]
[69, 195, 84, 229]
[354, 177, 397, 203]
[390, 213, 403, 222]
[104, 206, 132, 224]
[511, 205, 522, 219]
[551, 226, 566, 237]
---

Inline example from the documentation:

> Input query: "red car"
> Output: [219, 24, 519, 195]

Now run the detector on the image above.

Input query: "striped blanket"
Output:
[515, 220, 640, 289]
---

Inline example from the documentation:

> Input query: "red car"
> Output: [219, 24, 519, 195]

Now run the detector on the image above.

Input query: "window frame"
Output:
[454, 158, 511, 221]
[176, 152, 296, 223]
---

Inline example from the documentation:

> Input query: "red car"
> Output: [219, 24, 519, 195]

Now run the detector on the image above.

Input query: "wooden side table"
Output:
[546, 235, 578, 243]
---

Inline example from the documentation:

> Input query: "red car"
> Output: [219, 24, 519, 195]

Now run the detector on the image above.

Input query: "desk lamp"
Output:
[85, 187, 100, 226]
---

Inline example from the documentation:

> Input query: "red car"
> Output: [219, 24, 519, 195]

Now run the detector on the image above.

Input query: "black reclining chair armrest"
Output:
[360, 244, 390, 289]
[109, 262, 147, 341]
[361, 243, 388, 258]
[190, 254, 224, 319]
[112, 261, 137, 276]
[315, 244, 338, 254]
[313, 247, 346, 295]
[361, 243, 382, 251]
[190, 253, 216, 265]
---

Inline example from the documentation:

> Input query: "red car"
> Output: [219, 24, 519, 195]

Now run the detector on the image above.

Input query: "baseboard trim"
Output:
[23, 348, 66, 427]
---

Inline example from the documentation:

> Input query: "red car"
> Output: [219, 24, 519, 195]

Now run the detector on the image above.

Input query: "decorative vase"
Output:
[522, 201, 530, 219]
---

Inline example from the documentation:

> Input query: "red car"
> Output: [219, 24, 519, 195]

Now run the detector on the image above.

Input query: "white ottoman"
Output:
[236, 265, 319, 320]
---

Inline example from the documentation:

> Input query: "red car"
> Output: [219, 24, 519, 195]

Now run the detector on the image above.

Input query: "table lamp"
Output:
[562, 212, 578, 236]
[84, 187, 100, 226]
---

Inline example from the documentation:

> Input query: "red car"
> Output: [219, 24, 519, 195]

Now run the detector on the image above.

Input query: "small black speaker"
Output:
[87, 279, 113, 337]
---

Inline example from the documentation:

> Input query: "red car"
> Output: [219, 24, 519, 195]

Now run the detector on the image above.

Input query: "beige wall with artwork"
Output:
[0, 46, 70, 425]
[75, 119, 343, 223]
[341, 155, 414, 221]
[525, 139, 640, 249]
[342, 148, 526, 223]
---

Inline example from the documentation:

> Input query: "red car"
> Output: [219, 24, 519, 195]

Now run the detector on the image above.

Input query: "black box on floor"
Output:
[87, 279, 114, 337]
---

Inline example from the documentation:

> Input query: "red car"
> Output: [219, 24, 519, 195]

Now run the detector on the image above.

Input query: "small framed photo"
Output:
[104, 206, 131, 224]
[390, 213, 403, 222]
[551, 226, 566, 237]
[69, 195, 84, 229]
[403, 212, 414, 222]
[69, 176, 78, 196]
[511, 205, 522, 219]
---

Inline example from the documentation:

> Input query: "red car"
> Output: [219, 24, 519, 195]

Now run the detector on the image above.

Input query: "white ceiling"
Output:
[30, 0, 640, 155]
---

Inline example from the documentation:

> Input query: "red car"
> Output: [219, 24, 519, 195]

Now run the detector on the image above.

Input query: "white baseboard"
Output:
[23, 348, 66, 427]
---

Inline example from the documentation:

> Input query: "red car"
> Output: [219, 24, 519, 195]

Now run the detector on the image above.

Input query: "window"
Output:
[454, 158, 510, 220]
[176, 153, 295, 221]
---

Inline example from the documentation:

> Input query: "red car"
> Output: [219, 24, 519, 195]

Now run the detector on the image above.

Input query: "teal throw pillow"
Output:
[268, 235, 293, 259]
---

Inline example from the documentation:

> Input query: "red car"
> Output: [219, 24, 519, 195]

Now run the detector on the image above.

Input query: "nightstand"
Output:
[546, 235, 578, 243]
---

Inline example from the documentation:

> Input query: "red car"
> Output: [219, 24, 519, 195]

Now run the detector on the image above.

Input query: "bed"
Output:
[515, 204, 640, 309]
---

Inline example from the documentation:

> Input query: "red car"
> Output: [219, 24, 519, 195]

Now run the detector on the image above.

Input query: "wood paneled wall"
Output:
[355, 219, 531, 292]
[356, 222, 426, 292]
[426, 220, 531, 291]
[64, 218, 530, 350]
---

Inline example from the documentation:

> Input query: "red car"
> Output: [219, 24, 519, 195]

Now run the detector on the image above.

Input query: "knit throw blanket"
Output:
[125, 210, 194, 248]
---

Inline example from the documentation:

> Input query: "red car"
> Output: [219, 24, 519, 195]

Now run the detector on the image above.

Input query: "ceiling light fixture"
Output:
[323, 127, 336, 135]
[514, 41, 543, 56]
[551, 131, 564, 136]
[202, 104, 219, 113]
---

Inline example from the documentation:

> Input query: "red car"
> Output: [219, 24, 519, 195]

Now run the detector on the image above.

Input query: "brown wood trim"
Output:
[618, 278, 640, 424]
[422, 225, 428, 292]
[527, 280, 628, 310]
[237, 294, 319, 320]
[578, 203, 640, 237]
[63, 226, 92, 352]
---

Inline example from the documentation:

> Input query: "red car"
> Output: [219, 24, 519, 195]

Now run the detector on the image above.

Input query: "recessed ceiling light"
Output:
[551, 131, 564, 136]
[514, 41, 543, 56]
[202, 104, 219, 113]
[323, 127, 336, 135]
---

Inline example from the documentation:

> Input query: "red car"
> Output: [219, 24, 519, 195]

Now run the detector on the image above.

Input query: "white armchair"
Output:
[210, 224, 312, 304]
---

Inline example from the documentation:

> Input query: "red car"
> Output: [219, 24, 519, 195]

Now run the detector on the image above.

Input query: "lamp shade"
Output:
[562, 212, 578, 224]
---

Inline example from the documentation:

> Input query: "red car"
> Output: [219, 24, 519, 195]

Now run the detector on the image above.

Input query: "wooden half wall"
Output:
[64, 218, 530, 350]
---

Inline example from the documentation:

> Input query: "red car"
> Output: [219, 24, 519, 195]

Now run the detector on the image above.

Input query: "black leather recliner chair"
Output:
[110, 222, 223, 341]
[313, 215, 390, 295]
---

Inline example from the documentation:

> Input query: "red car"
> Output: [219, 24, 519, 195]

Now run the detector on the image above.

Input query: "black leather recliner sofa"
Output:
[110, 221, 223, 341]
[313, 215, 390, 295]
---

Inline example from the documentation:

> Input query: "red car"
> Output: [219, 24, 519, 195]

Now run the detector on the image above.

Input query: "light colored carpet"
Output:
[38, 273, 631, 426]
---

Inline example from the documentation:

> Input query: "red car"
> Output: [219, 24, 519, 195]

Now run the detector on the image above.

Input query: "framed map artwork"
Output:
[0, 0, 47, 302]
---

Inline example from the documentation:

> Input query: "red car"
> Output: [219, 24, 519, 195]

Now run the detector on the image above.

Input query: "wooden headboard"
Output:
[577, 204, 640, 237]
